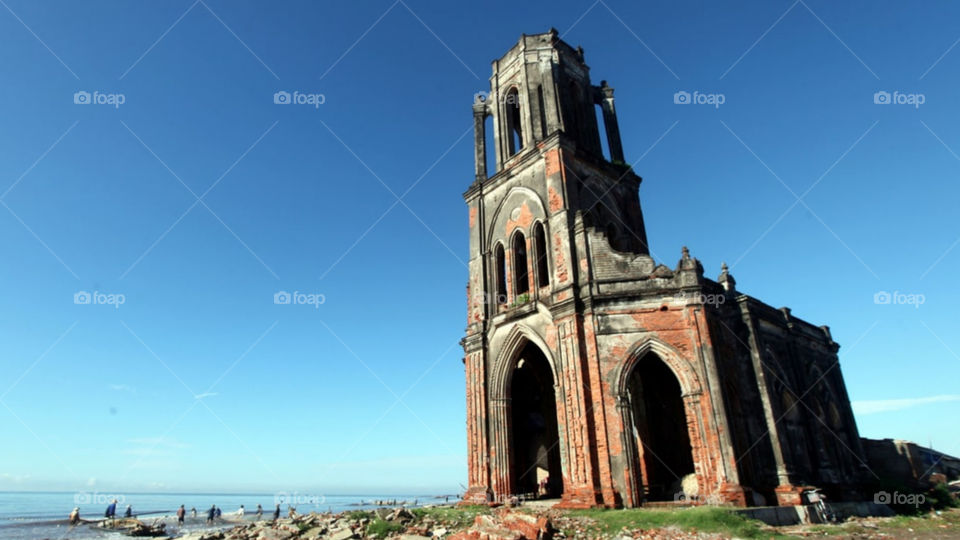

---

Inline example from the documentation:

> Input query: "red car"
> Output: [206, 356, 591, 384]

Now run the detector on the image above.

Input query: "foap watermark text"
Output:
[74, 290, 125, 309]
[666, 291, 727, 307]
[874, 290, 924, 308]
[274, 491, 325, 507]
[274, 91, 325, 108]
[274, 290, 325, 308]
[74, 91, 125, 108]
[875, 490, 924, 507]
[873, 90, 924, 108]
[674, 90, 725, 108]
[74, 491, 126, 505]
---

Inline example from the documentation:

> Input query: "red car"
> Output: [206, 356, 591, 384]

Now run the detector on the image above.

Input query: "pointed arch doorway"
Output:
[509, 341, 563, 498]
[626, 352, 696, 501]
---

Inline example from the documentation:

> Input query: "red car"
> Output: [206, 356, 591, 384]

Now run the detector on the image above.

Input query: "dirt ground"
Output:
[772, 508, 960, 539]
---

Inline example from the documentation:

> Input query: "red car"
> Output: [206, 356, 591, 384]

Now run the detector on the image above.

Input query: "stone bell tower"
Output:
[462, 30, 867, 509]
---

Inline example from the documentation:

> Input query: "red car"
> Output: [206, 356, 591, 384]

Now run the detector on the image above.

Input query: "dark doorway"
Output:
[627, 353, 695, 501]
[510, 342, 563, 498]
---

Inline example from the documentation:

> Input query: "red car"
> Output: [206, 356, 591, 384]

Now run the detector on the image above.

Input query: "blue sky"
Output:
[0, 0, 958, 495]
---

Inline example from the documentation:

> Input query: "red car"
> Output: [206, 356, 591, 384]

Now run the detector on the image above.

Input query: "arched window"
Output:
[505, 88, 523, 156]
[495, 243, 507, 305]
[512, 232, 529, 296]
[534, 222, 549, 287]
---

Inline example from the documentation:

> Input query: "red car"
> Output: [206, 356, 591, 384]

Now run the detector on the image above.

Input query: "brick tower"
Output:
[462, 30, 866, 508]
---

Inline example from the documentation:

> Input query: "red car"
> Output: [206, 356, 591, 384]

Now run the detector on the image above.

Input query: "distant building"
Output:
[862, 438, 960, 489]
[461, 30, 866, 508]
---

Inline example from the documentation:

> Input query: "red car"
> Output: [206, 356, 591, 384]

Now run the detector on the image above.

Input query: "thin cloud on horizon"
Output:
[852, 394, 960, 415]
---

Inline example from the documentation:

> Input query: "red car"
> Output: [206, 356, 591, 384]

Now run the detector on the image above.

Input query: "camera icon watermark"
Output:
[673, 90, 725, 108]
[273, 90, 325, 108]
[273, 290, 325, 309]
[874, 490, 924, 507]
[873, 90, 924, 108]
[873, 290, 924, 309]
[74, 290, 125, 309]
[73, 90, 125, 108]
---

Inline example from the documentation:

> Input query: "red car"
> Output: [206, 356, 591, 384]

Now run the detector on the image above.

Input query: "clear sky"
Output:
[0, 0, 958, 496]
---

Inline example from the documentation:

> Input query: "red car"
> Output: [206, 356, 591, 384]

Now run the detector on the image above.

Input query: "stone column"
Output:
[615, 394, 641, 507]
[489, 396, 512, 501]
[462, 345, 492, 504]
[553, 316, 603, 508]
[472, 100, 488, 182]
[737, 298, 800, 505]
[598, 81, 625, 163]
[690, 306, 746, 506]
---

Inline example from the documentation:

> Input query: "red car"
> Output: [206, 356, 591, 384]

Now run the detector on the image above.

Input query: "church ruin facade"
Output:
[461, 30, 867, 508]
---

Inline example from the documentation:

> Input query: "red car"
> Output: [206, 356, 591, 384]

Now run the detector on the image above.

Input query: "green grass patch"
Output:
[806, 508, 960, 536]
[567, 507, 775, 538]
[342, 510, 373, 520]
[365, 518, 404, 537]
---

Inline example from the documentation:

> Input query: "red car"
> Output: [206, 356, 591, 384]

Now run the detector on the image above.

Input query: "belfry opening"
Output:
[509, 341, 563, 498]
[627, 354, 695, 502]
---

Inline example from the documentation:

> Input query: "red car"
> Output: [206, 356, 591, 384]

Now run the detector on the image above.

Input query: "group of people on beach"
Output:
[68, 500, 293, 527]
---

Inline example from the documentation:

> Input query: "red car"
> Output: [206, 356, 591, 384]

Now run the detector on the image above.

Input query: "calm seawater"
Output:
[0, 491, 450, 539]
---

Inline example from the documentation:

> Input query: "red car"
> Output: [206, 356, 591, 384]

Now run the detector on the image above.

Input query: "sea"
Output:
[0, 491, 455, 539]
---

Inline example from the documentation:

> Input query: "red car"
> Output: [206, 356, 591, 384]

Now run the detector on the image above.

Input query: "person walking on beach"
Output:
[176, 505, 185, 526]
[255, 504, 262, 520]
[272, 503, 280, 522]
[124, 504, 132, 518]
[105, 499, 117, 520]
[215, 506, 222, 520]
[69, 507, 80, 525]
[237, 505, 245, 518]
[206, 505, 216, 524]
[191, 507, 197, 518]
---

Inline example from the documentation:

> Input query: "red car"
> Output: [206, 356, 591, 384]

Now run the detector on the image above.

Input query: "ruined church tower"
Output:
[462, 30, 866, 508]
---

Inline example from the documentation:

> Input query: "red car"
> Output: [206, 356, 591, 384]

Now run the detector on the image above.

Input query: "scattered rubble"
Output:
[448, 509, 553, 539]
[175, 505, 960, 540]
[179, 507, 455, 540]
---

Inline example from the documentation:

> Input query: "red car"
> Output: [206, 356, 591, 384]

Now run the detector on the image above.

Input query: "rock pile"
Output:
[179, 508, 454, 540]
[448, 509, 553, 540]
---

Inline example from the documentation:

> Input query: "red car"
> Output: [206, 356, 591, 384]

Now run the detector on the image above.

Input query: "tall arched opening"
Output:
[627, 353, 695, 501]
[509, 341, 563, 498]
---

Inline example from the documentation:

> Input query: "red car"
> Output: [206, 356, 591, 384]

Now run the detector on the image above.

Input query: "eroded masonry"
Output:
[461, 30, 866, 508]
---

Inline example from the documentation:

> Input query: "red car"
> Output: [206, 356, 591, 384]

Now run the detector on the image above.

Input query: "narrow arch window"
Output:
[512, 232, 529, 296]
[506, 88, 523, 156]
[495, 243, 507, 305]
[537, 85, 547, 139]
[534, 222, 549, 287]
